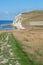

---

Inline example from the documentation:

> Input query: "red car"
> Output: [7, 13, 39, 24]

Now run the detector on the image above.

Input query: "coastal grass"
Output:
[0, 32, 43, 65]
[8, 33, 31, 65]
[0, 32, 31, 65]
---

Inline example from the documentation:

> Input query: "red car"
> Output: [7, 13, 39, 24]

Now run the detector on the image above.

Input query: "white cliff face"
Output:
[13, 14, 25, 29]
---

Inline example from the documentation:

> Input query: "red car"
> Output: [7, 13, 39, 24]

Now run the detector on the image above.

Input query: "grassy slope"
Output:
[0, 32, 43, 65]
[0, 32, 33, 65]
[21, 10, 43, 28]
[13, 30, 43, 65]
[9, 33, 31, 65]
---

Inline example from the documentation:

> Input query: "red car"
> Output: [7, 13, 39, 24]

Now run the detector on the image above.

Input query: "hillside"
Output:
[12, 11, 43, 65]
[13, 10, 43, 29]
[13, 29, 43, 65]
[22, 10, 43, 21]
[21, 10, 43, 28]
[0, 30, 43, 65]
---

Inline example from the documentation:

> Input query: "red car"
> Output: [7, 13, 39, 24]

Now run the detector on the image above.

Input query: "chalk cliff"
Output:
[13, 10, 43, 29]
[13, 14, 25, 29]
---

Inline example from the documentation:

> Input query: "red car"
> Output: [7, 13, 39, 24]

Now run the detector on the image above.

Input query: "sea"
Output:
[0, 20, 13, 30]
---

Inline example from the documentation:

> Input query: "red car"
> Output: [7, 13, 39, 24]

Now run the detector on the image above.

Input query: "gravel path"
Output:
[0, 33, 20, 65]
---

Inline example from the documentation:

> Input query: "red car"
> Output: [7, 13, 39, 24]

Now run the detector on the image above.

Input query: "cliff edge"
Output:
[13, 10, 43, 29]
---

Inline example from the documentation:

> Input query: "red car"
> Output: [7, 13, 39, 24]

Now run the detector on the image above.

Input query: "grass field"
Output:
[0, 32, 43, 65]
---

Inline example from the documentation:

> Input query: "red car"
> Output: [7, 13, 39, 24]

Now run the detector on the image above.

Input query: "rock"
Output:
[13, 14, 25, 30]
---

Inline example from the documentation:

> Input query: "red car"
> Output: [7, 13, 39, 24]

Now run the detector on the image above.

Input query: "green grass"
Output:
[34, 25, 43, 28]
[8, 33, 31, 65]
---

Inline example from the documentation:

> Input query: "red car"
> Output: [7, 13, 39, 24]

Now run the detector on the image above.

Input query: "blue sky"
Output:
[0, 0, 43, 20]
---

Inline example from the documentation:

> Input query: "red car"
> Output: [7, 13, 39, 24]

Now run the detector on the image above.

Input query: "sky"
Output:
[0, 0, 43, 20]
